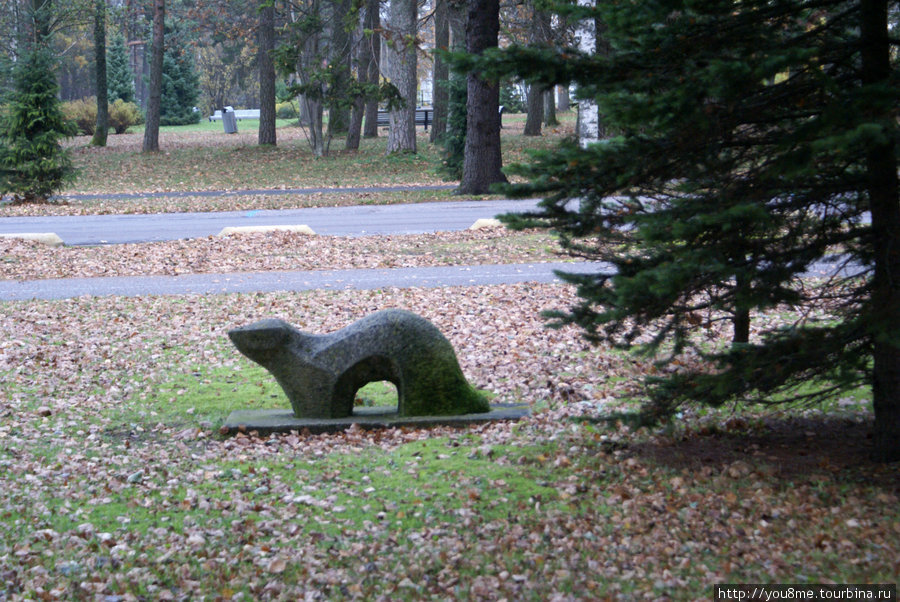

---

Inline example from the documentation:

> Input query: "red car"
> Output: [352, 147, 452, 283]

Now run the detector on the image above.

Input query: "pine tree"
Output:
[474, 0, 900, 461]
[107, 33, 135, 104]
[159, 36, 200, 126]
[0, 48, 75, 203]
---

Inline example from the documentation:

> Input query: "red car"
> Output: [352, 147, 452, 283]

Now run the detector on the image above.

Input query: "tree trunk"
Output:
[362, 0, 380, 138]
[523, 4, 548, 136]
[346, 0, 372, 150]
[305, 96, 325, 157]
[386, 0, 417, 154]
[258, 0, 276, 146]
[557, 85, 570, 112]
[861, 0, 900, 463]
[731, 271, 751, 345]
[91, 0, 108, 147]
[448, 0, 465, 49]
[523, 84, 543, 136]
[298, 93, 311, 126]
[457, 0, 507, 193]
[328, 0, 353, 135]
[543, 87, 558, 126]
[430, 0, 449, 143]
[142, 0, 164, 153]
[346, 96, 365, 150]
[575, 0, 602, 146]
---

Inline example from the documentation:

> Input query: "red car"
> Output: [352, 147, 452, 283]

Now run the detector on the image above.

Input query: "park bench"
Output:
[372, 106, 504, 131]
[375, 108, 434, 130]
[209, 108, 261, 122]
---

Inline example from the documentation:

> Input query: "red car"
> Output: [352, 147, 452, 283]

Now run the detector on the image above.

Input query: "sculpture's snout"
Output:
[228, 319, 291, 353]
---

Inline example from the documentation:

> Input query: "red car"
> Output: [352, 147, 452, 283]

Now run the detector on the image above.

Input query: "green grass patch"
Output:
[112, 362, 286, 429]
[111, 362, 493, 430]
[0, 436, 573, 558]
[125, 118, 298, 135]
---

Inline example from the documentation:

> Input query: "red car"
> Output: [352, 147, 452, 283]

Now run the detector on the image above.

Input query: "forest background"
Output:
[0, 0, 563, 130]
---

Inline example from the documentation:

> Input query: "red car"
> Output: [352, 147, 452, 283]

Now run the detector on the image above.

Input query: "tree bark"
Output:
[346, 0, 372, 150]
[861, 0, 900, 463]
[523, 3, 549, 136]
[142, 0, 164, 153]
[448, 0, 465, 49]
[362, 0, 380, 138]
[430, 0, 449, 143]
[91, 0, 108, 147]
[543, 87, 558, 126]
[575, 0, 602, 146]
[523, 83, 543, 136]
[258, 0, 277, 146]
[557, 85, 570, 112]
[386, 0, 417, 154]
[457, 0, 507, 193]
[328, 0, 353, 135]
[731, 271, 751, 345]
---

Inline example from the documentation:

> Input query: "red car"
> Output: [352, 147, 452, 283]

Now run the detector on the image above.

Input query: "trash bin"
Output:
[222, 106, 238, 134]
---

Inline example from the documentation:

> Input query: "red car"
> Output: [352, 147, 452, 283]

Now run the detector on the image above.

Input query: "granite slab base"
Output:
[222, 404, 530, 435]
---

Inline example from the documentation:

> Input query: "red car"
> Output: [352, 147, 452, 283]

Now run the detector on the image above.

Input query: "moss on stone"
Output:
[229, 309, 490, 419]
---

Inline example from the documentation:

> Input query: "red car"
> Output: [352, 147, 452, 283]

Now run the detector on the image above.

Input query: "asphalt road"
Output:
[0, 198, 543, 245]
[0, 262, 601, 301]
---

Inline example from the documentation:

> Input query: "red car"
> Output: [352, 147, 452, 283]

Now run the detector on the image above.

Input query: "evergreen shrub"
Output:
[158, 41, 201, 126]
[107, 33, 135, 104]
[0, 48, 75, 203]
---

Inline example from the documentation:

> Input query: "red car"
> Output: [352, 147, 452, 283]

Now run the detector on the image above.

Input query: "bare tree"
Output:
[258, 0, 277, 146]
[142, 0, 164, 153]
[385, 0, 417, 153]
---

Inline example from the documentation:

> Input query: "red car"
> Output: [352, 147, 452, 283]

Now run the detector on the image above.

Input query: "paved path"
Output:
[54, 184, 457, 201]
[0, 198, 542, 245]
[0, 262, 601, 301]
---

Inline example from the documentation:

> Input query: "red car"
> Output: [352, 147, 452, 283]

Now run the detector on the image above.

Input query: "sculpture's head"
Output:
[228, 319, 293, 363]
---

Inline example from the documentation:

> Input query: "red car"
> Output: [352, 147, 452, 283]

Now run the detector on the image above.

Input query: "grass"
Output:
[124, 118, 300, 135]
[62, 114, 570, 197]
[3, 411, 894, 599]
[2, 114, 896, 598]
[111, 356, 496, 432]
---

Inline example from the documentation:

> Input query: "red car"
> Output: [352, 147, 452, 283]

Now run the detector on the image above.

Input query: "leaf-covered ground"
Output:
[1, 120, 897, 600]
[2, 284, 897, 600]
[0, 229, 561, 281]
[1, 117, 570, 217]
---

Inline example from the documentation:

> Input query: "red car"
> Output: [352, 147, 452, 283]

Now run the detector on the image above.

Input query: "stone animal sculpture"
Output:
[228, 309, 489, 419]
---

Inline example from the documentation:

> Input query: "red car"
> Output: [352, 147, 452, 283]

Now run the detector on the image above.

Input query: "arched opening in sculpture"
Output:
[353, 381, 399, 414]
